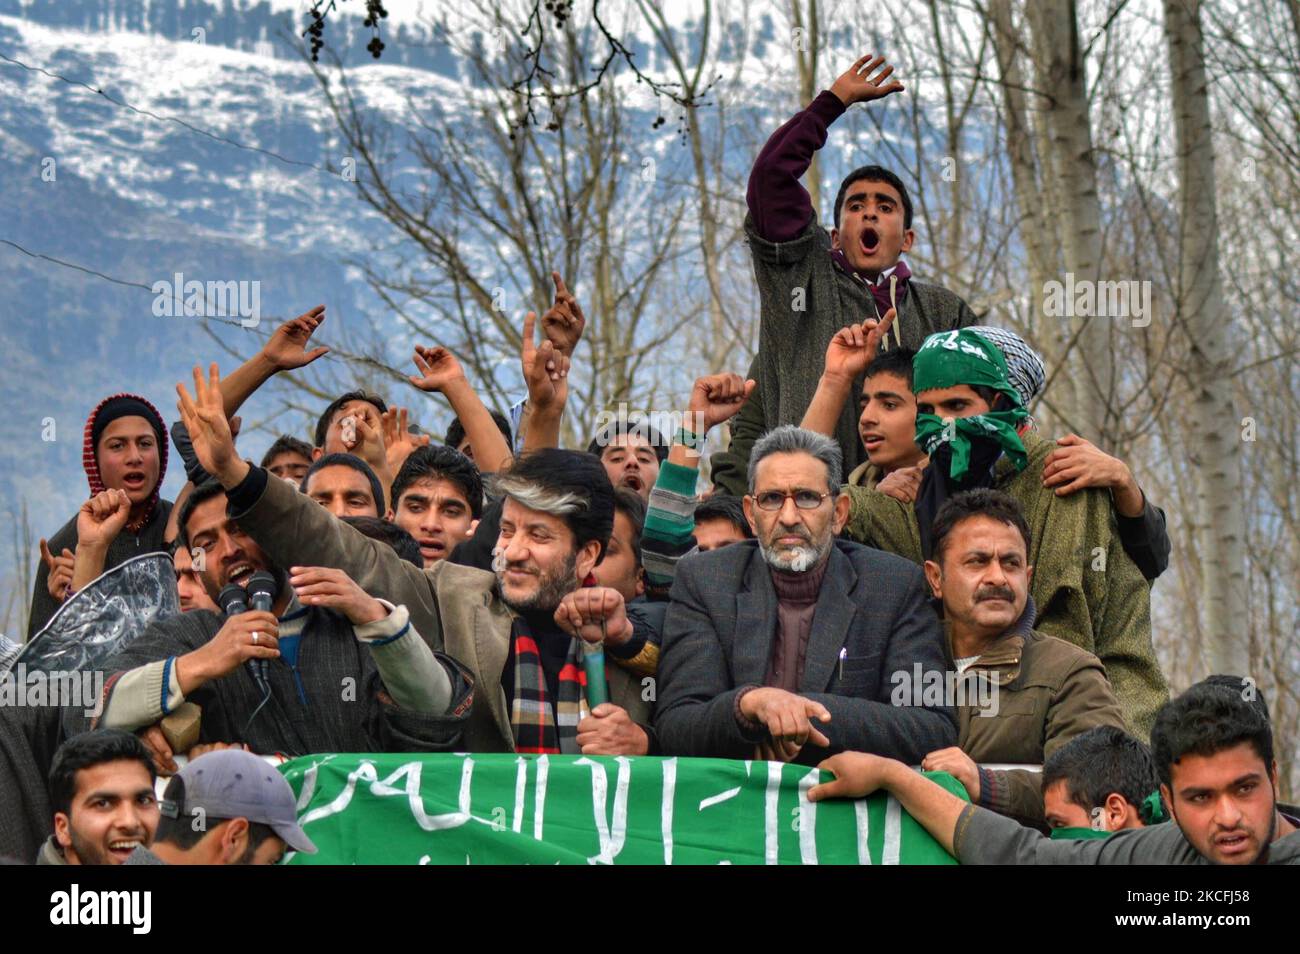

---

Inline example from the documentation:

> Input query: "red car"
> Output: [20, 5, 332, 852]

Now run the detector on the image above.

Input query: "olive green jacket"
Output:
[845, 459, 882, 489]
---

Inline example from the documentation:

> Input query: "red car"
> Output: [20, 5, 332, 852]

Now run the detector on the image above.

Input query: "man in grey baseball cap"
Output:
[125, 748, 315, 865]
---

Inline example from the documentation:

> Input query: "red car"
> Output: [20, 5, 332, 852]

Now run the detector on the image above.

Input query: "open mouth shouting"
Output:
[860, 227, 881, 257]
[417, 538, 447, 562]
[619, 474, 644, 493]
[121, 470, 149, 494]
[223, 560, 258, 588]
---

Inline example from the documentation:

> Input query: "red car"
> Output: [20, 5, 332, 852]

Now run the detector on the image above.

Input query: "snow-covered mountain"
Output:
[0, 0, 737, 632]
[0, 1, 475, 630]
[0, 0, 956, 634]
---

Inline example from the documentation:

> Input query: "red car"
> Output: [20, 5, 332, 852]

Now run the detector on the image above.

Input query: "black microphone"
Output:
[217, 583, 263, 692]
[217, 583, 248, 616]
[247, 571, 278, 613]
[246, 571, 280, 688]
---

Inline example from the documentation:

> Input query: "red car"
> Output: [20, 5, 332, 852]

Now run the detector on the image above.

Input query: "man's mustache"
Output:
[491, 548, 537, 577]
[976, 586, 1016, 602]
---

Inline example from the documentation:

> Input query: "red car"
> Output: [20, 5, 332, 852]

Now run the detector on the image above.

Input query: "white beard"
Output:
[760, 536, 831, 573]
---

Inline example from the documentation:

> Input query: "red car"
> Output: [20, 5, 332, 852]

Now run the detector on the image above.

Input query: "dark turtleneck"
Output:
[764, 552, 831, 692]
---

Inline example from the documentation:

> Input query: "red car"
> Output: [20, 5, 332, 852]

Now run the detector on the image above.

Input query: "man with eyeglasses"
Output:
[655, 425, 956, 765]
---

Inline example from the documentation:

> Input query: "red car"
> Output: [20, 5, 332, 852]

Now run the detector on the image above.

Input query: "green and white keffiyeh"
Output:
[912, 329, 1030, 481]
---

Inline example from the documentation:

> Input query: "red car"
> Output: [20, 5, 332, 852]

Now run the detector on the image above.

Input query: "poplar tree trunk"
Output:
[928, 0, 964, 278]
[791, 0, 821, 221]
[989, 0, 1056, 330]
[1025, 0, 1114, 444]
[1164, 0, 1248, 673]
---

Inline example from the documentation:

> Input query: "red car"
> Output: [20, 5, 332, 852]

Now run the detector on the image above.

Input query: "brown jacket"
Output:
[230, 472, 652, 753]
[952, 600, 1125, 827]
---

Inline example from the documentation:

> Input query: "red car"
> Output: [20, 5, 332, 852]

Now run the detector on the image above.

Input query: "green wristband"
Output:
[675, 426, 704, 451]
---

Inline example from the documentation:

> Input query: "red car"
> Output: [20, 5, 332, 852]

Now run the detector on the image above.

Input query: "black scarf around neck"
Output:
[915, 437, 1005, 560]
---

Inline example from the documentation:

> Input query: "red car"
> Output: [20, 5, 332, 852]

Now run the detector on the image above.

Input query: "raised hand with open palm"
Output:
[176, 363, 245, 487]
[261, 304, 330, 371]
[830, 53, 905, 107]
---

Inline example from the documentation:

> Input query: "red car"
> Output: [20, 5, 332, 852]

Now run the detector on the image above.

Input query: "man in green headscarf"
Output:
[844, 328, 1169, 738]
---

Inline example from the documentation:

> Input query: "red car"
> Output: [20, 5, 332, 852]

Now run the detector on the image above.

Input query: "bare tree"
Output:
[305, 3, 741, 446]
[1163, 0, 1248, 673]
[988, 0, 1056, 326]
[633, 0, 758, 372]
[1024, 0, 1114, 445]
[2, 502, 33, 638]
[789, 0, 823, 212]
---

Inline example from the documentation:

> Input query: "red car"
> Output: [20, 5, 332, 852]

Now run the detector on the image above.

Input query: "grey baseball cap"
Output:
[161, 749, 316, 854]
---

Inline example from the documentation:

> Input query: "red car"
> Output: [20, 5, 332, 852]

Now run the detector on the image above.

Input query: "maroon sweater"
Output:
[747, 90, 849, 243]
[764, 556, 831, 692]
[748, 89, 919, 310]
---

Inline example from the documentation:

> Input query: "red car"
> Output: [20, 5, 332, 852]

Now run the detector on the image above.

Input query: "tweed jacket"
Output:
[655, 538, 956, 764]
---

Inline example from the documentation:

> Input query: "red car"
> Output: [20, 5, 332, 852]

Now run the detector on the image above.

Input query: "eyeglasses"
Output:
[753, 489, 833, 511]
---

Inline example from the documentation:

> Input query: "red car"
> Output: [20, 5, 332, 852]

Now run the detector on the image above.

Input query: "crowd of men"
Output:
[5, 53, 1296, 867]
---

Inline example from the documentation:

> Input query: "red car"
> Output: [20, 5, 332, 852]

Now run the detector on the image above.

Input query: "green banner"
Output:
[279, 753, 965, 865]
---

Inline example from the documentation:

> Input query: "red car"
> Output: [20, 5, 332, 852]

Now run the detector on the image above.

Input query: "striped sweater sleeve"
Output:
[97, 659, 186, 730]
[641, 461, 701, 596]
